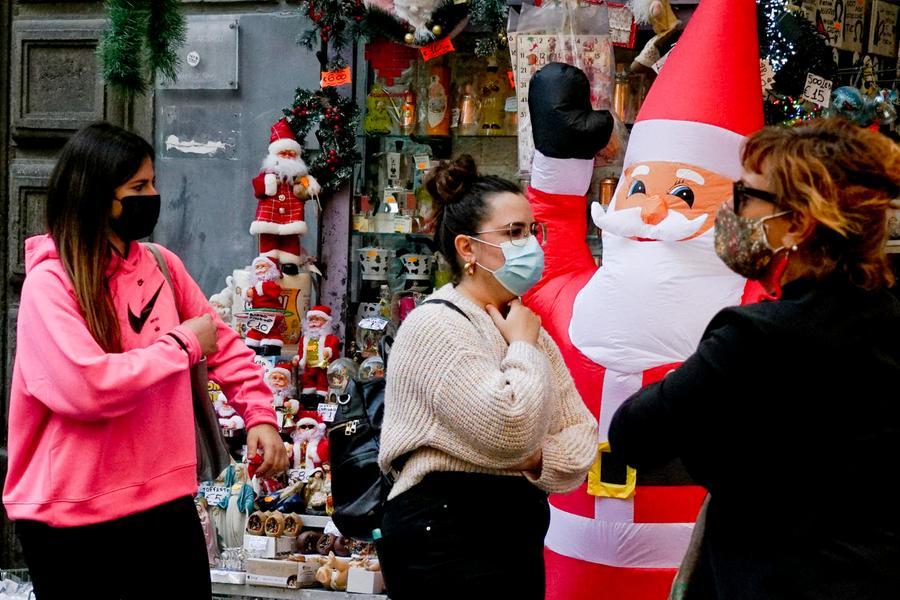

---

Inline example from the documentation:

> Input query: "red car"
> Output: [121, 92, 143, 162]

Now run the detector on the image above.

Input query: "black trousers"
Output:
[16, 496, 211, 600]
[377, 472, 550, 600]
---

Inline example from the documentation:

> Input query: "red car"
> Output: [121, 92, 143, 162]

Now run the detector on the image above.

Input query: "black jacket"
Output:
[609, 277, 900, 600]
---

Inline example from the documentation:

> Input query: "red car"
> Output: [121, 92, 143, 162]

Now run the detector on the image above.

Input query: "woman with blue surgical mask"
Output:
[376, 155, 597, 600]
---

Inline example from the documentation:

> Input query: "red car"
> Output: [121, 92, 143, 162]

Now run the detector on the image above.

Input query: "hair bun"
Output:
[426, 154, 478, 207]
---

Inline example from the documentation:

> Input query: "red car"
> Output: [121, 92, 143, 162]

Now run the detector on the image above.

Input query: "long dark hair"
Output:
[46, 122, 155, 353]
[425, 155, 521, 281]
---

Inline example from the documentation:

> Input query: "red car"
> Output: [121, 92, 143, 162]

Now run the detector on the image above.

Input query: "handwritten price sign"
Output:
[320, 67, 352, 88]
[420, 37, 455, 62]
[803, 72, 833, 108]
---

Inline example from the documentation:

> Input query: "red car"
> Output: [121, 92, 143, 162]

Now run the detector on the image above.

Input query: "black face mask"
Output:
[110, 194, 161, 242]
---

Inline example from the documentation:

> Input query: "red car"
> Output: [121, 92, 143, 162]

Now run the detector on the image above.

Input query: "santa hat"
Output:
[306, 305, 333, 321]
[268, 118, 303, 156]
[252, 256, 278, 272]
[623, 0, 763, 181]
[295, 410, 322, 429]
[268, 363, 292, 380]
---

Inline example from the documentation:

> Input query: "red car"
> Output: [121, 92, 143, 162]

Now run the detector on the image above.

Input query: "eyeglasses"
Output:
[474, 221, 547, 247]
[733, 181, 779, 215]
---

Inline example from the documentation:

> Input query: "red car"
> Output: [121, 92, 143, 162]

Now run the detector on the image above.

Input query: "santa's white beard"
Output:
[592, 203, 708, 241]
[305, 324, 332, 338]
[262, 154, 308, 181]
[570, 229, 746, 373]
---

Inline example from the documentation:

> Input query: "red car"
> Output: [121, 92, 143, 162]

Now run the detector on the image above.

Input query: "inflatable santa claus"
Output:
[523, 1, 764, 598]
[251, 118, 321, 276]
[295, 305, 341, 402]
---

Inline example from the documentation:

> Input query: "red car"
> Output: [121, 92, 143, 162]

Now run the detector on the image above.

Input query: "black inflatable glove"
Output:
[528, 62, 614, 160]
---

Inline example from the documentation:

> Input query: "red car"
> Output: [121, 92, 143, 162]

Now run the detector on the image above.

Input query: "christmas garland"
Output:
[298, 0, 366, 53]
[298, 0, 509, 57]
[283, 87, 361, 195]
[362, 0, 508, 56]
[99, 0, 186, 95]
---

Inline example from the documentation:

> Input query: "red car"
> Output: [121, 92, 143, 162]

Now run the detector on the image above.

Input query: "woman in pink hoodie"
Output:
[3, 123, 287, 598]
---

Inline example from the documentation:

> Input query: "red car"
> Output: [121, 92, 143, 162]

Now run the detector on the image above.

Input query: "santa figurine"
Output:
[250, 118, 321, 276]
[214, 392, 245, 435]
[523, 1, 764, 598]
[265, 362, 295, 408]
[290, 411, 330, 475]
[294, 305, 341, 403]
[243, 256, 285, 356]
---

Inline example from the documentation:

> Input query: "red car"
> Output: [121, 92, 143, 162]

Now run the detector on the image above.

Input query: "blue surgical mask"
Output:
[469, 235, 545, 297]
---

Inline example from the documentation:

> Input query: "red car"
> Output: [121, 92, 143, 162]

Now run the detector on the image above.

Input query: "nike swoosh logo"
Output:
[128, 283, 165, 334]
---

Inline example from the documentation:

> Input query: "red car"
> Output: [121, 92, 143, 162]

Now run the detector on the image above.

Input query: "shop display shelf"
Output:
[351, 231, 433, 239]
[886, 240, 900, 254]
[212, 582, 387, 600]
[358, 132, 517, 141]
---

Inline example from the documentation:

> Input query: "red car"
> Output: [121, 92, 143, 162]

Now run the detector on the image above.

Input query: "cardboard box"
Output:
[243, 533, 297, 559]
[346, 567, 385, 594]
[245, 558, 318, 589]
[209, 569, 246, 585]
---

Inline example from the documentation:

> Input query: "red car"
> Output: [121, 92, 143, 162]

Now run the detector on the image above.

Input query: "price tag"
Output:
[358, 317, 389, 331]
[244, 535, 270, 557]
[803, 72, 833, 108]
[320, 66, 352, 88]
[414, 154, 431, 171]
[204, 485, 231, 505]
[317, 403, 339, 423]
[288, 468, 308, 485]
[504, 96, 517, 112]
[760, 58, 776, 95]
[394, 215, 413, 233]
[420, 37, 455, 62]
[247, 313, 276, 334]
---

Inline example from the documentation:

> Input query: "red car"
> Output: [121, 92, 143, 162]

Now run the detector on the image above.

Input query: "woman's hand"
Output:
[513, 448, 543, 476]
[181, 314, 218, 356]
[247, 424, 289, 478]
[486, 299, 541, 346]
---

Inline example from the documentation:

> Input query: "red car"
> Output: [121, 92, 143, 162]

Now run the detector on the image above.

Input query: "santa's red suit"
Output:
[244, 257, 285, 354]
[522, 2, 765, 598]
[297, 306, 341, 398]
[250, 118, 320, 267]
[291, 412, 330, 473]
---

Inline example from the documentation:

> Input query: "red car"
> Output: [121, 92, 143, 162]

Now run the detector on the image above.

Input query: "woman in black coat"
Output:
[609, 118, 900, 600]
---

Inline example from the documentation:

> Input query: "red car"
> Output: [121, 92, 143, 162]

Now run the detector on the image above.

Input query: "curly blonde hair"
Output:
[742, 118, 900, 291]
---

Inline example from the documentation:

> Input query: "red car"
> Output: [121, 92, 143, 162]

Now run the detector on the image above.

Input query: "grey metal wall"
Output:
[154, 12, 323, 296]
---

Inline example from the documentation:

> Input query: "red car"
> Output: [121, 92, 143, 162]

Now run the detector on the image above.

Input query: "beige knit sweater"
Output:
[379, 284, 598, 500]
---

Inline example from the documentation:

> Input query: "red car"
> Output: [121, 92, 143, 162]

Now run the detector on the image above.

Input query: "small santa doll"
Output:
[214, 392, 245, 435]
[294, 305, 341, 401]
[265, 363, 295, 408]
[243, 256, 285, 356]
[250, 118, 321, 276]
[290, 411, 330, 475]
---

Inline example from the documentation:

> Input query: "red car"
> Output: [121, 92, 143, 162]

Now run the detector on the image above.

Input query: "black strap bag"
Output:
[328, 299, 469, 539]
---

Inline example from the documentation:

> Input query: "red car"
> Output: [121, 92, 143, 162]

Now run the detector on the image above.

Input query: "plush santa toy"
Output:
[214, 392, 245, 434]
[290, 411, 330, 474]
[265, 363, 295, 409]
[294, 306, 341, 401]
[523, 1, 764, 598]
[251, 118, 321, 276]
[243, 256, 285, 356]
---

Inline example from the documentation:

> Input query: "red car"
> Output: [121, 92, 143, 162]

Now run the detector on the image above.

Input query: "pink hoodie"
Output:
[4, 235, 278, 527]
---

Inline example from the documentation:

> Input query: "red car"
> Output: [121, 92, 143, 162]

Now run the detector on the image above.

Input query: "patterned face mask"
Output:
[714, 204, 792, 280]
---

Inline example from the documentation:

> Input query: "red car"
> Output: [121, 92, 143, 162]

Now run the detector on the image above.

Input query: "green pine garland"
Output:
[283, 87, 362, 195]
[99, 0, 186, 95]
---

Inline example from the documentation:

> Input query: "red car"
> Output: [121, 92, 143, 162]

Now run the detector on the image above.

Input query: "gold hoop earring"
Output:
[464, 261, 476, 276]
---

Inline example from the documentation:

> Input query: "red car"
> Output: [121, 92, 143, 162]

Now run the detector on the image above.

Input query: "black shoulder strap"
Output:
[423, 299, 471, 322]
